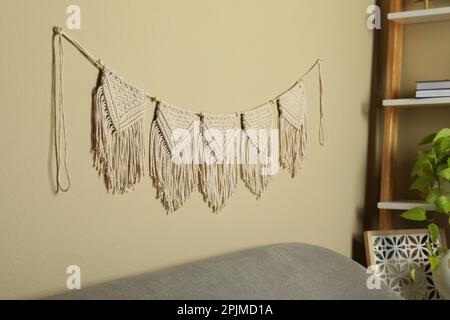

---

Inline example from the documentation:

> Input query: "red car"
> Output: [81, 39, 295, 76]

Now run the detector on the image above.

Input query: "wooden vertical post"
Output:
[379, 0, 404, 230]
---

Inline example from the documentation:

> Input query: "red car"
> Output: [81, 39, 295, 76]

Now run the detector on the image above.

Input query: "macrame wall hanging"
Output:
[52, 26, 328, 213]
[93, 67, 147, 194]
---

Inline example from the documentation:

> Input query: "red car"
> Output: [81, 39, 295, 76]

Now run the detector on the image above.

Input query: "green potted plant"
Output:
[401, 128, 450, 299]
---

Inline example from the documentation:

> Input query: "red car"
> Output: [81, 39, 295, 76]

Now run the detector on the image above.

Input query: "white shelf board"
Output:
[383, 97, 450, 108]
[378, 201, 435, 211]
[388, 7, 450, 24]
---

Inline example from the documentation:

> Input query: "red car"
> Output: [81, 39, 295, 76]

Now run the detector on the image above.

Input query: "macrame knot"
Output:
[97, 59, 105, 69]
[196, 112, 204, 120]
[53, 26, 62, 34]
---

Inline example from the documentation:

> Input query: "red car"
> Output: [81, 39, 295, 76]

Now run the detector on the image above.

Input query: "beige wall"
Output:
[0, 0, 375, 299]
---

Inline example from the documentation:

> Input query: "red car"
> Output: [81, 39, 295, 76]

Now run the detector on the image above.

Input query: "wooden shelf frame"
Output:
[379, 0, 404, 230]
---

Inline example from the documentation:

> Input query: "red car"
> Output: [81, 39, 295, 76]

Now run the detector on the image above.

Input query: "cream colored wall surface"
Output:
[0, 0, 374, 299]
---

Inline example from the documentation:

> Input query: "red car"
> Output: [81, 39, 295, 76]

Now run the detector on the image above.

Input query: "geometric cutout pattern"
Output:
[366, 229, 446, 300]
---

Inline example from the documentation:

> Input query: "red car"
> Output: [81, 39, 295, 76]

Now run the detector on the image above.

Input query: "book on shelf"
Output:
[416, 80, 450, 91]
[416, 89, 450, 99]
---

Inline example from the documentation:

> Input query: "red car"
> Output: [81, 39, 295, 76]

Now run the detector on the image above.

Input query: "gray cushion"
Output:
[49, 243, 400, 300]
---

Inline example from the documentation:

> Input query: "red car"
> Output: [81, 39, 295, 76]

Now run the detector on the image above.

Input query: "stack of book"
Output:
[416, 80, 450, 99]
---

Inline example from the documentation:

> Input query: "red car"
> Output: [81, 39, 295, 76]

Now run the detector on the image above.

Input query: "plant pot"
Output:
[433, 251, 450, 300]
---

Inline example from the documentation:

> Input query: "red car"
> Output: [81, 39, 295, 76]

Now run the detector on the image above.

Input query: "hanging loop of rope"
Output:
[317, 60, 328, 146]
[297, 58, 327, 145]
[52, 26, 71, 192]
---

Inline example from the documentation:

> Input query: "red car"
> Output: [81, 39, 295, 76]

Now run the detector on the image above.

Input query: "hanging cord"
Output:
[252, 59, 328, 146]
[151, 58, 326, 131]
[52, 26, 71, 192]
[57, 27, 160, 99]
[57, 27, 103, 70]
[317, 60, 328, 146]
[268, 58, 327, 145]
[298, 58, 327, 145]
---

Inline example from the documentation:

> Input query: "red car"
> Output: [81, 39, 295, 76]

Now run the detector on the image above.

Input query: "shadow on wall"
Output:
[352, 0, 385, 266]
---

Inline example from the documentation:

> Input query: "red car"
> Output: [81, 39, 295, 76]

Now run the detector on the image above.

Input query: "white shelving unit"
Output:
[383, 97, 450, 108]
[377, 201, 435, 211]
[388, 6, 450, 24]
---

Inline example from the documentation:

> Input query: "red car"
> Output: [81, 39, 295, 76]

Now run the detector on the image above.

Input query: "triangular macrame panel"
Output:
[277, 81, 309, 178]
[92, 68, 147, 193]
[199, 113, 240, 212]
[240, 103, 273, 198]
[149, 101, 199, 212]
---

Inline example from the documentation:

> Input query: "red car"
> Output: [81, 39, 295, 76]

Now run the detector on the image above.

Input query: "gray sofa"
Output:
[50, 243, 400, 300]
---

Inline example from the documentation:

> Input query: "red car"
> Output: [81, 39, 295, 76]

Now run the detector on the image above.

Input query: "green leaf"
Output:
[437, 195, 450, 214]
[439, 168, 450, 181]
[427, 150, 437, 161]
[410, 267, 416, 282]
[429, 255, 441, 272]
[448, 157, 450, 168]
[433, 128, 450, 144]
[419, 133, 437, 145]
[438, 247, 448, 257]
[439, 137, 450, 154]
[410, 175, 434, 190]
[428, 223, 440, 244]
[425, 189, 440, 204]
[401, 207, 427, 222]
[411, 159, 430, 177]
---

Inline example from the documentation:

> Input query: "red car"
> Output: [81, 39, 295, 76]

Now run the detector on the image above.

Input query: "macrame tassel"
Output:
[277, 81, 309, 178]
[240, 130, 272, 199]
[149, 120, 197, 213]
[240, 103, 273, 198]
[92, 85, 145, 193]
[279, 113, 308, 178]
[198, 114, 240, 213]
[198, 158, 239, 213]
[149, 102, 199, 212]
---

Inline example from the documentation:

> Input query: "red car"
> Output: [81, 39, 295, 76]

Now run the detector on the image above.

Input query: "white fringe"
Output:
[197, 115, 240, 213]
[279, 114, 308, 178]
[240, 130, 271, 199]
[92, 86, 145, 193]
[149, 120, 197, 213]
[198, 160, 239, 214]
